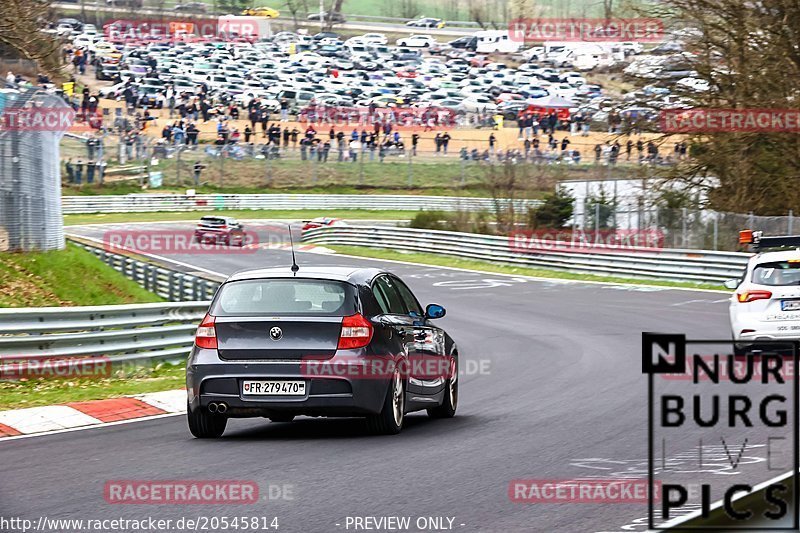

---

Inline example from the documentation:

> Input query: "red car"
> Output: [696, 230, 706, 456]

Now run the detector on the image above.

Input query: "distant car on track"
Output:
[194, 216, 246, 246]
[301, 217, 347, 231]
[406, 17, 445, 29]
[307, 11, 346, 23]
[186, 266, 458, 437]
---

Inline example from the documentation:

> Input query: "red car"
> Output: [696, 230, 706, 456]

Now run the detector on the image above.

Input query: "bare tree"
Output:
[0, 0, 61, 77]
[645, 0, 800, 215]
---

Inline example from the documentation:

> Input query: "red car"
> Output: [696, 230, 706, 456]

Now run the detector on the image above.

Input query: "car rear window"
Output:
[200, 217, 234, 226]
[211, 279, 357, 316]
[752, 261, 800, 286]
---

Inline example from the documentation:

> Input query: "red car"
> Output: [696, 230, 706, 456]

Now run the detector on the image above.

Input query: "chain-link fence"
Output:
[0, 83, 66, 251]
[570, 187, 798, 252]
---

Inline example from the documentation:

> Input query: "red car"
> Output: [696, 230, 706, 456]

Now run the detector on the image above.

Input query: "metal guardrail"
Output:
[0, 301, 208, 366]
[70, 237, 222, 301]
[62, 194, 540, 215]
[301, 225, 750, 283]
[0, 237, 220, 366]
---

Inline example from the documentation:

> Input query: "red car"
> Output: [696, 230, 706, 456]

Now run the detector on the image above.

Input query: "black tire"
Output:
[428, 358, 458, 419]
[366, 369, 404, 435]
[268, 414, 295, 423]
[187, 402, 227, 438]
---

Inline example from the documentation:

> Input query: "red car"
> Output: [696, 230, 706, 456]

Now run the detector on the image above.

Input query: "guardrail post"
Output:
[167, 271, 176, 301]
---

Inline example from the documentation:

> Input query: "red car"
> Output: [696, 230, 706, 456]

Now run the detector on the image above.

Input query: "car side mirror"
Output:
[723, 279, 739, 290]
[425, 304, 446, 319]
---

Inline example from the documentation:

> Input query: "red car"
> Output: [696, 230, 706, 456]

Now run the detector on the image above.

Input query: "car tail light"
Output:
[736, 290, 772, 303]
[195, 314, 217, 349]
[338, 313, 373, 350]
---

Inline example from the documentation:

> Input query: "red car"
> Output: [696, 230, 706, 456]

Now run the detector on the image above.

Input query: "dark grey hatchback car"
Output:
[186, 266, 458, 437]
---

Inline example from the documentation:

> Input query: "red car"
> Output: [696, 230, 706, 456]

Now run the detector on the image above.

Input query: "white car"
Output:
[727, 232, 800, 354]
[396, 35, 437, 48]
[361, 33, 388, 45]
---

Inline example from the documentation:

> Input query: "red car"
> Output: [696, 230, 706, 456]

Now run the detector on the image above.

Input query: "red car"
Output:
[194, 216, 247, 246]
[301, 217, 347, 231]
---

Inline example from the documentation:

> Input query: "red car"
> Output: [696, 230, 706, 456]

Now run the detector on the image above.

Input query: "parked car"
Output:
[396, 35, 437, 48]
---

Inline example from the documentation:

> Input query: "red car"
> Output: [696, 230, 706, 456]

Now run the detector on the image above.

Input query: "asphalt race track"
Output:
[1, 221, 783, 533]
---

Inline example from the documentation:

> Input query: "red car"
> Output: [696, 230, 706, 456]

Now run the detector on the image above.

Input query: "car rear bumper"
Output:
[186, 347, 392, 417]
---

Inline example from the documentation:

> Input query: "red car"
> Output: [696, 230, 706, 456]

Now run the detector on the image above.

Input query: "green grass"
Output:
[61, 180, 529, 198]
[0, 243, 164, 307]
[0, 363, 185, 410]
[327, 245, 727, 291]
[64, 208, 413, 225]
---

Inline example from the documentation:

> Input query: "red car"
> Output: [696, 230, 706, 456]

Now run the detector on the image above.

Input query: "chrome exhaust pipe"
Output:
[207, 402, 218, 413]
[217, 403, 228, 414]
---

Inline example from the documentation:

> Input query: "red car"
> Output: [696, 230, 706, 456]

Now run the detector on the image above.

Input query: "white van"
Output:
[475, 30, 521, 54]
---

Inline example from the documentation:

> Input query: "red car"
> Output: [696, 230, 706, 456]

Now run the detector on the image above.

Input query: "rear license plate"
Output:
[782, 300, 800, 311]
[242, 380, 306, 396]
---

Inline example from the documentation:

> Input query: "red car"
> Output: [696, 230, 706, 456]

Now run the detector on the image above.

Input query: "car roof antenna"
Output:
[288, 224, 300, 275]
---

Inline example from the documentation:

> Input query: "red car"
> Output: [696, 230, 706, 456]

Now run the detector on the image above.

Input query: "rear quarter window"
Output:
[752, 261, 800, 286]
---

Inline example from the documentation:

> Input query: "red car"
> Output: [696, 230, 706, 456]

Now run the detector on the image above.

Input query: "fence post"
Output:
[460, 156, 466, 187]
[219, 147, 225, 188]
[407, 149, 413, 188]
[789, 210, 794, 234]
[265, 150, 272, 188]
[176, 145, 182, 184]
[359, 145, 364, 186]
[713, 213, 719, 250]
[682, 207, 688, 248]
[594, 202, 600, 233]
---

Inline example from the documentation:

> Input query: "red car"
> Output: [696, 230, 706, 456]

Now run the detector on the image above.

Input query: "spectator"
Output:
[560, 137, 570, 153]
[434, 133, 442, 154]
[441, 132, 451, 155]
[594, 144, 602, 162]
[86, 160, 95, 184]
[65, 158, 75, 183]
[411, 133, 419, 156]
[349, 138, 361, 162]
[280, 98, 289, 121]
[489, 133, 496, 156]
[626, 140, 633, 160]
[193, 161, 205, 185]
[75, 159, 84, 184]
